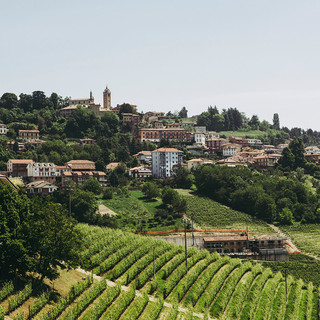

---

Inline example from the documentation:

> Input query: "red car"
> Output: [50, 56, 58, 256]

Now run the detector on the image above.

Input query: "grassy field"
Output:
[281, 223, 320, 257]
[219, 129, 281, 139]
[176, 189, 276, 236]
[102, 190, 183, 232]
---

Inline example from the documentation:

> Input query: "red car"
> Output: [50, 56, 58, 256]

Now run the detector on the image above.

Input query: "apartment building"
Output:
[152, 148, 183, 178]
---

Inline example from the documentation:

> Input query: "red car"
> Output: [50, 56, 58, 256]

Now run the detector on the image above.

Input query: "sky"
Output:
[1, 0, 320, 130]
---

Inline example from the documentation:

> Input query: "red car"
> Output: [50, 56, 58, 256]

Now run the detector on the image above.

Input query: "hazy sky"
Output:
[1, 1, 320, 130]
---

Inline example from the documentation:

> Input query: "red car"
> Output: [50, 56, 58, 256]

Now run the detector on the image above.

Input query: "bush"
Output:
[142, 182, 159, 199]
[103, 187, 113, 199]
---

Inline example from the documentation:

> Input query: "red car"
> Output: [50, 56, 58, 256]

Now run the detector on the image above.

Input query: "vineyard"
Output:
[0, 224, 319, 319]
[179, 191, 276, 236]
[281, 223, 320, 257]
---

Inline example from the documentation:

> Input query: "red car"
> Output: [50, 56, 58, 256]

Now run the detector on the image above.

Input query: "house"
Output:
[106, 162, 120, 171]
[229, 136, 248, 147]
[194, 126, 206, 133]
[66, 160, 95, 171]
[216, 156, 248, 167]
[55, 165, 72, 177]
[7, 159, 35, 177]
[18, 129, 40, 142]
[0, 124, 8, 135]
[26, 162, 56, 183]
[206, 138, 228, 155]
[194, 132, 206, 145]
[79, 138, 96, 145]
[203, 235, 248, 253]
[249, 235, 286, 252]
[187, 158, 213, 170]
[26, 139, 46, 146]
[154, 121, 164, 129]
[253, 154, 281, 168]
[133, 151, 152, 164]
[152, 148, 183, 178]
[26, 180, 58, 195]
[128, 166, 152, 179]
[144, 111, 164, 119]
[245, 138, 262, 145]
[7, 141, 26, 151]
[305, 146, 320, 154]
[61, 171, 107, 187]
[203, 234, 287, 258]
[138, 128, 189, 143]
[122, 113, 140, 125]
[167, 123, 181, 128]
[305, 153, 320, 164]
[186, 145, 208, 155]
[221, 143, 241, 157]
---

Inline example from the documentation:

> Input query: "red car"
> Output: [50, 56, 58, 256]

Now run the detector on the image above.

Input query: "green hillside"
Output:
[178, 190, 276, 236]
[1, 224, 317, 320]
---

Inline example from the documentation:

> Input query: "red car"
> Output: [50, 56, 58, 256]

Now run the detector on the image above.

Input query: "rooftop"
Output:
[152, 148, 183, 153]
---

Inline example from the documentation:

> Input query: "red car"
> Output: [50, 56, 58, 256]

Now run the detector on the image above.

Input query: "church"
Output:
[59, 86, 112, 117]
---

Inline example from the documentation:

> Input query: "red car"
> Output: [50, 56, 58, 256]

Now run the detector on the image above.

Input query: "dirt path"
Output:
[76, 267, 216, 319]
[268, 224, 300, 253]
[98, 204, 117, 216]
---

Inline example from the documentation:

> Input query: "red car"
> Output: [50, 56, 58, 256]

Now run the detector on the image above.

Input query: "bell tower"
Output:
[103, 86, 111, 109]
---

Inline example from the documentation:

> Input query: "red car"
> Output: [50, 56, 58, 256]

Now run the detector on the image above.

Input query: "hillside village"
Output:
[2, 87, 320, 195]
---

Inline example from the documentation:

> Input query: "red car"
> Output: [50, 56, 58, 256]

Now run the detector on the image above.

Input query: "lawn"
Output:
[281, 223, 320, 257]
[102, 190, 183, 232]
[176, 189, 276, 236]
[219, 129, 281, 139]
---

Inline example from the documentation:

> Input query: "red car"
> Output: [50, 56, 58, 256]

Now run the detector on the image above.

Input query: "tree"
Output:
[161, 187, 186, 213]
[172, 165, 194, 189]
[71, 189, 98, 222]
[212, 114, 225, 132]
[178, 107, 188, 118]
[290, 138, 306, 169]
[119, 103, 136, 115]
[248, 115, 260, 130]
[0, 93, 18, 109]
[278, 208, 294, 225]
[31, 203, 82, 280]
[273, 113, 280, 130]
[32, 91, 47, 109]
[142, 182, 159, 199]
[0, 184, 31, 277]
[278, 147, 295, 171]
[0, 185, 82, 280]
[83, 178, 102, 195]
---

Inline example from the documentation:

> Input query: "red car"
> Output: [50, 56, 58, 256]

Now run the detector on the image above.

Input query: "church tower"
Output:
[103, 86, 111, 109]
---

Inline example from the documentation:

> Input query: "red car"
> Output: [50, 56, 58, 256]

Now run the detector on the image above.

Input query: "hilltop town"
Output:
[1, 88, 320, 319]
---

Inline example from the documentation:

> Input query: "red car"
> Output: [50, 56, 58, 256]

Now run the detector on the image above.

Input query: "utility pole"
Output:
[69, 190, 72, 215]
[192, 213, 195, 246]
[184, 220, 188, 271]
[285, 268, 288, 300]
[153, 246, 156, 279]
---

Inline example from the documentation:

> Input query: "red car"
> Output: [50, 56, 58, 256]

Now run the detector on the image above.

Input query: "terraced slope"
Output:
[0, 224, 318, 320]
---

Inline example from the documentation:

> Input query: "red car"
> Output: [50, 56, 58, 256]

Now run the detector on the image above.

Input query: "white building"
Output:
[26, 162, 56, 183]
[194, 131, 220, 145]
[152, 148, 183, 178]
[0, 124, 8, 135]
[194, 132, 206, 145]
[221, 144, 241, 157]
